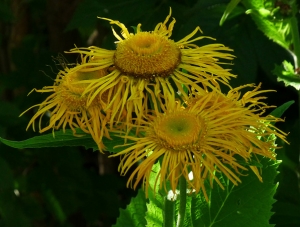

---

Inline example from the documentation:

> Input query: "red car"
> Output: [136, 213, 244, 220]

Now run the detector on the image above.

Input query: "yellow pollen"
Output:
[114, 32, 181, 79]
[153, 112, 205, 150]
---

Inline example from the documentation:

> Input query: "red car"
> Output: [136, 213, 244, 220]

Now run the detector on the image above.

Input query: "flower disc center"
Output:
[58, 69, 107, 109]
[66, 69, 107, 91]
[153, 112, 204, 149]
[114, 32, 181, 79]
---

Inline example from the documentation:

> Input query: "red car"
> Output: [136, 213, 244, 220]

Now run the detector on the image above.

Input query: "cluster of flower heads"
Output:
[22, 10, 287, 199]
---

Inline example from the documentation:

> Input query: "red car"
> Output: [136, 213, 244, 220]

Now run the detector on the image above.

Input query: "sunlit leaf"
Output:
[113, 189, 147, 227]
[191, 157, 279, 227]
[175, 195, 192, 227]
[242, 1, 292, 49]
[146, 162, 164, 227]
[273, 61, 300, 90]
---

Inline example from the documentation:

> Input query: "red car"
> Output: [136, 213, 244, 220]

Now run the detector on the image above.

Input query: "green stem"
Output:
[298, 89, 300, 126]
[291, 1, 300, 193]
[164, 197, 175, 227]
[290, 2, 300, 68]
[176, 176, 187, 227]
[298, 89, 300, 175]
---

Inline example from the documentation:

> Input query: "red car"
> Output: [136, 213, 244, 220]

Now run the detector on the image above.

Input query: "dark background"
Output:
[0, 0, 299, 226]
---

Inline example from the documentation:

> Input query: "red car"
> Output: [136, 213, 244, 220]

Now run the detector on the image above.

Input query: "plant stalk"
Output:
[176, 176, 187, 227]
[290, 1, 300, 68]
[290, 0, 300, 194]
[164, 196, 175, 227]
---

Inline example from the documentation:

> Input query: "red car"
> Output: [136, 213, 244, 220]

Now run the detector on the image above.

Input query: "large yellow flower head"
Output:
[110, 84, 287, 200]
[67, 9, 235, 129]
[21, 59, 114, 152]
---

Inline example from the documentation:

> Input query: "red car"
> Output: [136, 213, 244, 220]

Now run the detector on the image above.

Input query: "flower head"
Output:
[67, 9, 235, 130]
[110, 84, 287, 200]
[20, 58, 114, 152]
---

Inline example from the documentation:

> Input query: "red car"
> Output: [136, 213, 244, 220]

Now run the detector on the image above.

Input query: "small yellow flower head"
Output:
[110, 84, 287, 200]
[67, 9, 235, 129]
[21, 62, 112, 152]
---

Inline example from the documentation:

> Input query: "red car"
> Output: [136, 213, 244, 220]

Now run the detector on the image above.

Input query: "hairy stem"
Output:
[164, 196, 175, 227]
[176, 176, 187, 227]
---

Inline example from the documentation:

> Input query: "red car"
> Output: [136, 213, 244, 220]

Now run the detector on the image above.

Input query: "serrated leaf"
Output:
[249, 13, 290, 49]
[146, 162, 164, 227]
[277, 75, 300, 90]
[242, 1, 291, 49]
[184, 196, 192, 227]
[235, 156, 264, 168]
[113, 189, 147, 227]
[191, 157, 279, 227]
[175, 196, 192, 227]
[0, 129, 132, 153]
[273, 61, 300, 90]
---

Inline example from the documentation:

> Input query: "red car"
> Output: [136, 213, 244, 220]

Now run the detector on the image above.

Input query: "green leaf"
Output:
[0, 129, 131, 153]
[104, 135, 134, 153]
[273, 61, 300, 90]
[146, 162, 164, 227]
[242, 1, 292, 49]
[270, 100, 295, 119]
[43, 189, 66, 224]
[0, 129, 97, 150]
[146, 163, 194, 227]
[175, 195, 192, 227]
[181, 83, 189, 96]
[183, 196, 192, 227]
[113, 189, 147, 227]
[191, 157, 279, 227]
[219, 0, 241, 25]
[235, 156, 264, 168]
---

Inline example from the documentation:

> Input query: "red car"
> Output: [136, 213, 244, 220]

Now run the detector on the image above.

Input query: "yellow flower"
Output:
[110, 84, 287, 200]
[20, 58, 114, 152]
[67, 9, 235, 129]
